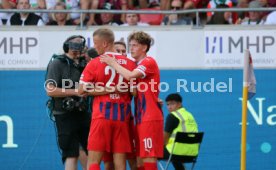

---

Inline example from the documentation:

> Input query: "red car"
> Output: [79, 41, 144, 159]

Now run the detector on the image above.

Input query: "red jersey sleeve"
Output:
[135, 57, 156, 79]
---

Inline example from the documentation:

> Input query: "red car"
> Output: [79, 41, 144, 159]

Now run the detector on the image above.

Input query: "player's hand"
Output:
[158, 98, 164, 107]
[76, 91, 88, 97]
[100, 54, 116, 66]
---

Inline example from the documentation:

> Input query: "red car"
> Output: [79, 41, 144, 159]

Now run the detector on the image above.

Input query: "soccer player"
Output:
[78, 28, 136, 170]
[100, 31, 164, 170]
[114, 41, 127, 56]
[112, 40, 137, 170]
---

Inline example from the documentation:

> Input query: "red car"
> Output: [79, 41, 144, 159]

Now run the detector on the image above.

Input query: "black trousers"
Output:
[163, 148, 185, 170]
[54, 111, 90, 163]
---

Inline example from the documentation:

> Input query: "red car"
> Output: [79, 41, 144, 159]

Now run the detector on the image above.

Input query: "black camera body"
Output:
[62, 97, 87, 112]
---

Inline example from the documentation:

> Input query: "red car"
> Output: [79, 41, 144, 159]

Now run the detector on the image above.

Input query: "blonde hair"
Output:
[93, 28, 115, 44]
[51, 2, 70, 22]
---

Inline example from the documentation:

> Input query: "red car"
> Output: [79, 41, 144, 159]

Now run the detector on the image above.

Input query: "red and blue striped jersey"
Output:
[80, 52, 136, 121]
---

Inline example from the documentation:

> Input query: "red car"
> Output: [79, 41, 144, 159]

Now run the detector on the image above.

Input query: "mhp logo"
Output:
[205, 33, 275, 54]
[205, 36, 223, 54]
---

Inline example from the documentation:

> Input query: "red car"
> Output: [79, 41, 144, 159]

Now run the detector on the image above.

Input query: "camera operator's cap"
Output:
[249, 0, 262, 8]
[87, 47, 99, 58]
[101, 2, 115, 10]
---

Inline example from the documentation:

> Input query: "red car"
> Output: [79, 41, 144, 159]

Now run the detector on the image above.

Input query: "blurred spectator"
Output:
[43, 0, 58, 22]
[29, 0, 45, 9]
[101, 0, 127, 23]
[161, 0, 201, 10]
[47, 2, 75, 25]
[63, 0, 80, 24]
[258, 0, 268, 6]
[139, 1, 164, 25]
[207, 0, 233, 22]
[79, 0, 96, 25]
[264, 11, 276, 24]
[267, 0, 276, 7]
[163, 0, 210, 24]
[257, 0, 276, 20]
[121, 13, 149, 26]
[0, 0, 17, 24]
[240, 0, 265, 25]
[28, 0, 56, 23]
[235, 0, 274, 23]
[207, 4, 232, 24]
[233, 0, 250, 23]
[138, 0, 150, 8]
[98, 2, 121, 25]
[86, 0, 128, 26]
[163, 0, 192, 25]
[0, 17, 2, 25]
[6, 0, 45, 26]
[29, 0, 45, 23]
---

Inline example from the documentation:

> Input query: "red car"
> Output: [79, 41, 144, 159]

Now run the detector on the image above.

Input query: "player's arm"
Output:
[78, 60, 114, 96]
[164, 131, 170, 145]
[46, 83, 80, 97]
[164, 114, 179, 145]
[100, 55, 143, 81]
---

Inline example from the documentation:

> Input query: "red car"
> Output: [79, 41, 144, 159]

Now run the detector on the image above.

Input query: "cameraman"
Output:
[45, 35, 90, 170]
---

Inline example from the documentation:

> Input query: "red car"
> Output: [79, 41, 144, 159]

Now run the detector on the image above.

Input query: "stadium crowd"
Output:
[1, 0, 276, 26]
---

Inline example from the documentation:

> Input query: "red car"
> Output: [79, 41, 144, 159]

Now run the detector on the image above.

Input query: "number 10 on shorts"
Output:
[143, 138, 152, 149]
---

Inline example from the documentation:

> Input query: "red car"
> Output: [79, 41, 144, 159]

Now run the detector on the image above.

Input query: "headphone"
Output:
[63, 35, 86, 53]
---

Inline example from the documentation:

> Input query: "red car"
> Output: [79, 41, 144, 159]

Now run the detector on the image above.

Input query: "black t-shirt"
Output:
[46, 55, 82, 112]
[164, 113, 179, 134]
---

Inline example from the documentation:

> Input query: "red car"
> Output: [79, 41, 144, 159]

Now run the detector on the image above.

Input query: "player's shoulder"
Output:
[140, 56, 157, 65]
[89, 57, 101, 65]
[115, 55, 136, 64]
[85, 57, 101, 70]
[145, 56, 157, 62]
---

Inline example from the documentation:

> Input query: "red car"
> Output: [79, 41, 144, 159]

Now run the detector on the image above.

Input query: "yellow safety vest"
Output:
[166, 107, 199, 156]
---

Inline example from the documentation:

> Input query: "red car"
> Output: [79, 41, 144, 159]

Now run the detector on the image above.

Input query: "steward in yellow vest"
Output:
[163, 93, 198, 170]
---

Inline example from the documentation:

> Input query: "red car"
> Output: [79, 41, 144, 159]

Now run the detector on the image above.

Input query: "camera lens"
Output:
[62, 97, 76, 111]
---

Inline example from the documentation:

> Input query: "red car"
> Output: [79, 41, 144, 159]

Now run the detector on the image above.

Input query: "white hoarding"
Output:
[0, 32, 40, 68]
[0, 27, 276, 69]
